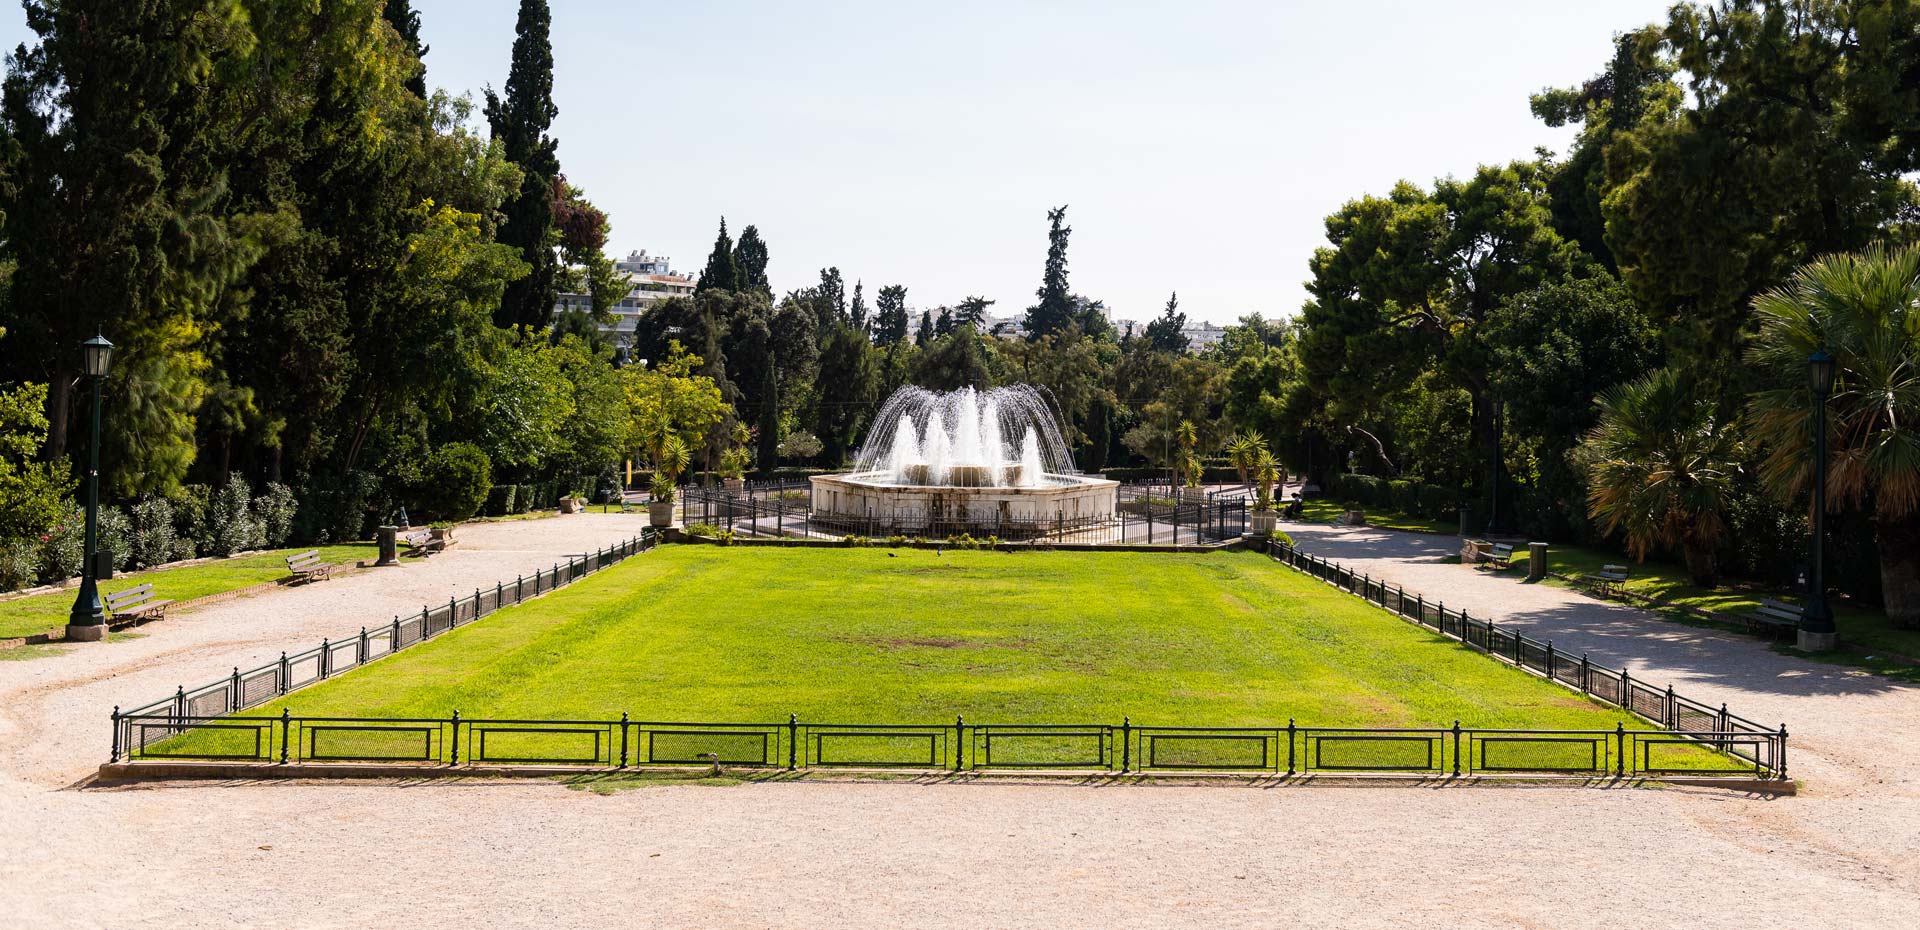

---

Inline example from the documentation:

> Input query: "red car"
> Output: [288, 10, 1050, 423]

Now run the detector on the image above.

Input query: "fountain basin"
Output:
[810, 472, 1119, 529]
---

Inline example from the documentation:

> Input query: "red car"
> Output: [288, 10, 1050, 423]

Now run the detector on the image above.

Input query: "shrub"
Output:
[256, 482, 298, 547]
[128, 497, 177, 570]
[515, 483, 538, 513]
[293, 470, 382, 544]
[685, 522, 723, 538]
[38, 503, 83, 583]
[416, 442, 492, 522]
[168, 484, 213, 555]
[207, 482, 264, 556]
[0, 537, 37, 592]
[1417, 485, 1459, 521]
[96, 505, 132, 571]
[485, 484, 518, 517]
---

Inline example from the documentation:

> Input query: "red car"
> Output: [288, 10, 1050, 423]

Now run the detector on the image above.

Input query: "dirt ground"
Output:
[2, 514, 1917, 929]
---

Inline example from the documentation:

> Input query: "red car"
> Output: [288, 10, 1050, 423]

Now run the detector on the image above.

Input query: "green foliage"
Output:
[1024, 206, 1077, 340]
[207, 482, 264, 557]
[95, 505, 131, 571]
[1144, 292, 1190, 353]
[485, 484, 519, 517]
[128, 498, 177, 571]
[256, 482, 297, 548]
[416, 442, 493, 523]
[0, 380, 71, 540]
[484, 0, 561, 329]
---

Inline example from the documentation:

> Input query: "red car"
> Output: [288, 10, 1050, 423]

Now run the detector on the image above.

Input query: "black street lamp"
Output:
[1799, 348, 1838, 652]
[65, 335, 114, 643]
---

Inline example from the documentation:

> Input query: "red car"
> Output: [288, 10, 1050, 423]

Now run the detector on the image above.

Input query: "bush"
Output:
[168, 484, 213, 555]
[485, 484, 518, 516]
[129, 497, 177, 570]
[256, 482, 298, 548]
[207, 482, 263, 557]
[38, 503, 83, 583]
[293, 470, 382, 544]
[685, 522, 723, 538]
[415, 442, 492, 522]
[0, 537, 37, 592]
[96, 505, 132, 571]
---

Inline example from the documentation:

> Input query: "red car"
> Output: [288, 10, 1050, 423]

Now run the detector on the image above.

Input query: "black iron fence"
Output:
[112, 531, 658, 735]
[685, 491, 1249, 545]
[1264, 538, 1787, 776]
[112, 711, 1780, 778]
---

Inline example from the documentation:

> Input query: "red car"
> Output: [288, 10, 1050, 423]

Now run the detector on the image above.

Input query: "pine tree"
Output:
[849, 280, 869, 334]
[733, 224, 771, 295]
[955, 296, 995, 330]
[484, 0, 561, 330]
[814, 267, 847, 331]
[1144, 291, 1189, 353]
[1023, 205, 1075, 341]
[382, 0, 430, 98]
[874, 285, 910, 347]
[915, 310, 934, 347]
[695, 218, 738, 293]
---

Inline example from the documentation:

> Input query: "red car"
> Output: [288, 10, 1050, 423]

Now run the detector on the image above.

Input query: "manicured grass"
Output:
[248, 546, 1639, 732]
[1298, 497, 1458, 535]
[1511, 543, 1917, 662]
[0, 544, 377, 641]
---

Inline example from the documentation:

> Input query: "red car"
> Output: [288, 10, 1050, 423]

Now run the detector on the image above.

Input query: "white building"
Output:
[552, 249, 696, 342]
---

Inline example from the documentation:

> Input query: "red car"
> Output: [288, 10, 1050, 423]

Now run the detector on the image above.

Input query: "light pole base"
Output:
[65, 622, 108, 643]
[1797, 629, 1838, 653]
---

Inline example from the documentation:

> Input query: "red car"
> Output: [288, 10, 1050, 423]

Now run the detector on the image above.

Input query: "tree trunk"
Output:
[1876, 515, 1920, 629]
[45, 371, 72, 461]
[1682, 538, 1719, 589]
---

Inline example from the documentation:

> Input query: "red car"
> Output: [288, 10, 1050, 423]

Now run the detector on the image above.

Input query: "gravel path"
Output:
[2, 514, 1917, 928]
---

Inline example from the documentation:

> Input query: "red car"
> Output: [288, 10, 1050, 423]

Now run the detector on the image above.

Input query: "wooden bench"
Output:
[285, 549, 333, 584]
[399, 528, 434, 554]
[1585, 564, 1631, 597]
[1740, 599, 1801, 638]
[1479, 542, 1516, 571]
[104, 584, 172, 623]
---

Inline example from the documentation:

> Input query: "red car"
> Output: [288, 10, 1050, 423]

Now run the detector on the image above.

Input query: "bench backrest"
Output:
[286, 549, 321, 565]
[1600, 564, 1630, 575]
[1489, 543, 1515, 555]
[104, 584, 154, 610]
[1755, 599, 1802, 620]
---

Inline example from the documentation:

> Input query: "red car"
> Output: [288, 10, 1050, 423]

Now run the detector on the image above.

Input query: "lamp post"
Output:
[1798, 348, 1838, 652]
[65, 335, 115, 643]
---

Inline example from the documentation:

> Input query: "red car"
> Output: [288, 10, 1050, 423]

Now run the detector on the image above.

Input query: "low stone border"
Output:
[670, 530, 1246, 555]
[90, 760, 1794, 794]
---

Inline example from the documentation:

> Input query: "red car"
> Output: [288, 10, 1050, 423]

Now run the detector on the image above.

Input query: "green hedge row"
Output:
[1323, 473, 1462, 521]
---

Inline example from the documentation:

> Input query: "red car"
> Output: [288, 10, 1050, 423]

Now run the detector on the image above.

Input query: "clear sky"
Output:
[3, 0, 1681, 327]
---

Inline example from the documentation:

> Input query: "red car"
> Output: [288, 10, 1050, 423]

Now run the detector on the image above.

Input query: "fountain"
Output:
[810, 385, 1119, 534]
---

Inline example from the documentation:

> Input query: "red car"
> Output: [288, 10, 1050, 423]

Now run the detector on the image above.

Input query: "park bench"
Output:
[399, 528, 434, 554]
[1479, 542, 1516, 571]
[1585, 564, 1631, 597]
[104, 584, 172, 624]
[1739, 598, 1802, 639]
[284, 549, 333, 584]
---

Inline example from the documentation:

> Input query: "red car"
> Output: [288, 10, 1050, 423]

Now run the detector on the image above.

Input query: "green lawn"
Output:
[0, 544, 377, 641]
[248, 546, 1635, 731]
[1298, 497, 1458, 535]
[1511, 543, 1917, 662]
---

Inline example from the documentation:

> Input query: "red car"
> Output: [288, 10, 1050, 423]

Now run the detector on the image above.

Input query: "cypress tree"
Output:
[1144, 291, 1190, 353]
[915, 310, 934, 347]
[874, 285, 910, 347]
[733, 224, 771, 295]
[484, 0, 561, 330]
[382, 0, 430, 98]
[1023, 205, 1075, 340]
[849, 280, 869, 334]
[695, 218, 738, 293]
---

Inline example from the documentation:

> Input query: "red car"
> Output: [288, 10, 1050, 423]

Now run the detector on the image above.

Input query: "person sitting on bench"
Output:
[1283, 491, 1305, 519]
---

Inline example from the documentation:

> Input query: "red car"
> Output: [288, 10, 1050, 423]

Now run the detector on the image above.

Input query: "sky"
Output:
[2, 0, 1682, 328]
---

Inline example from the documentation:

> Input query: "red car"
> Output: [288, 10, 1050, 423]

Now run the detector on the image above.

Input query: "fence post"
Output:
[449, 710, 460, 766]
[1286, 718, 1296, 775]
[1415, 594, 1425, 625]
[391, 616, 401, 649]
[1545, 641, 1555, 679]
[1620, 667, 1631, 711]
[516, 574, 523, 602]
[1777, 725, 1789, 779]
[1616, 723, 1626, 777]
[1665, 685, 1676, 729]
[788, 714, 798, 770]
[1452, 721, 1462, 776]
[230, 666, 241, 709]
[619, 712, 629, 768]
[277, 652, 288, 694]
[320, 639, 331, 678]
[110, 706, 121, 763]
[954, 715, 964, 772]
[359, 627, 369, 665]
[1580, 654, 1590, 694]
[1121, 716, 1131, 773]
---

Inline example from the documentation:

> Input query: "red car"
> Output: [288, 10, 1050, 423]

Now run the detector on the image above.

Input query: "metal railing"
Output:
[111, 711, 1782, 778]
[1263, 539, 1787, 776]
[683, 492, 1249, 545]
[112, 531, 658, 744]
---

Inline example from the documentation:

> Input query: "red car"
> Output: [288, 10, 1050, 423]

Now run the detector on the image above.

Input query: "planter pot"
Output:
[558, 496, 584, 514]
[429, 526, 455, 548]
[649, 500, 675, 527]
[1250, 510, 1278, 535]
[722, 477, 745, 492]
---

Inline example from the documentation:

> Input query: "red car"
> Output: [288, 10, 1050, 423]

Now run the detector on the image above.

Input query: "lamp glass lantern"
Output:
[82, 334, 114, 379]
[1808, 348, 1836, 397]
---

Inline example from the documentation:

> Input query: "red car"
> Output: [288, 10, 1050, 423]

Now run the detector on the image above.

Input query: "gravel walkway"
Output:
[1, 514, 1916, 928]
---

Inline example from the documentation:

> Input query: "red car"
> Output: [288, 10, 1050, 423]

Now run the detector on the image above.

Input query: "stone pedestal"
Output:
[1797, 629, 1838, 652]
[375, 526, 400, 567]
[1527, 542, 1549, 581]
[65, 621, 107, 642]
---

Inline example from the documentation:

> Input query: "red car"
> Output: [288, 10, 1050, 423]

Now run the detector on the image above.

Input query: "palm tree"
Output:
[1748, 244, 1920, 628]
[1578, 368, 1744, 587]
[1226, 430, 1266, 488]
